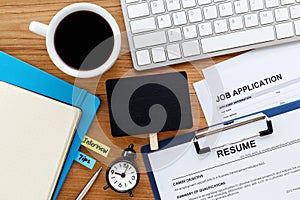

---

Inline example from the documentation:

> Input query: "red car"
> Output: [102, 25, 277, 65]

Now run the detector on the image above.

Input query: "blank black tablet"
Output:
[106, 72, 193, 137]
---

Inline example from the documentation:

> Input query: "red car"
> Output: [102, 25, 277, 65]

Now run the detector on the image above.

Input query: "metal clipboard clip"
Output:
[193, 113, 273, 154]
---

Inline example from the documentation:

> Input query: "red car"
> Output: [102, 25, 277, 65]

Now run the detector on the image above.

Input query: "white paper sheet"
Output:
[194, 42, 300, 125]
[148, 109, 300, 200]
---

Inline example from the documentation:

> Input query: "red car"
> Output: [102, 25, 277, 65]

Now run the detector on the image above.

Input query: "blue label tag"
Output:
[75, 151, 96, 169]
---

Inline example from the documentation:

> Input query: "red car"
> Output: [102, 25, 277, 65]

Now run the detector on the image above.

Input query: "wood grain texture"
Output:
[0, 0, 243, 199]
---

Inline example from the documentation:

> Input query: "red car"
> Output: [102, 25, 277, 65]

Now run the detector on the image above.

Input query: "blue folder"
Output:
[141, 100, 300, 200]
[0, 51, 100, 199]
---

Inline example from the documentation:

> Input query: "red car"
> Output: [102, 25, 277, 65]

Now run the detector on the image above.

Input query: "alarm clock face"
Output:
[106, 159, 139, 193]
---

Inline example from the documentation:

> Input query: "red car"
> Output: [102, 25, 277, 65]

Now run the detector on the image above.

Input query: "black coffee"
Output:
[54, 11, 114, 71]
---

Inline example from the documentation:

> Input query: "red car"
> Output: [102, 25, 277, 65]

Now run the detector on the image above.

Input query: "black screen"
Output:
[106, 72, 193, 137]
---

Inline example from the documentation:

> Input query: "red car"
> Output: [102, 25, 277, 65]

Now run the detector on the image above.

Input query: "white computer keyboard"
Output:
[121, 0, 300, 71]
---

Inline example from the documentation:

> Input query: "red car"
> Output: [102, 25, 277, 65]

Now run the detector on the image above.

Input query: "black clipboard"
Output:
[141, 100, 300, 200]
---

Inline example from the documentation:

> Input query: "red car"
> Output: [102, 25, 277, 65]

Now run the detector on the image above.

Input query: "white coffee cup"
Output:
[29, 3, 121, 78]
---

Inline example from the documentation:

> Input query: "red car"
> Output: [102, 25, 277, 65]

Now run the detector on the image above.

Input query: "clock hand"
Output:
[123, 165, 129, 174]
[114, 172, 123, 176]
[114, 171, 126, 178]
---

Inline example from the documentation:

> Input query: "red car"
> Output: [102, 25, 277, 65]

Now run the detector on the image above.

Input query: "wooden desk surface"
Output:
[0, 0, 242, 199]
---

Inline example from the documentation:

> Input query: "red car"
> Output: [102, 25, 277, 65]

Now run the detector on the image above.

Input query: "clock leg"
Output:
[104, 185, 110, 190]
[129, 190, 133, 197]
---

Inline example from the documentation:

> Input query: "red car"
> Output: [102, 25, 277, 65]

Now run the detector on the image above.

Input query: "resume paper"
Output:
[148, 109, 300, 200]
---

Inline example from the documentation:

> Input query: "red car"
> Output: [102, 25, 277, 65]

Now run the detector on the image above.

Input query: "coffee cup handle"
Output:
[29, 21, 49, 37]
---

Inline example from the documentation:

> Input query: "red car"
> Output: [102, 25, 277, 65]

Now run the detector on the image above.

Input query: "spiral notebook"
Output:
[0, 81, 81, 200]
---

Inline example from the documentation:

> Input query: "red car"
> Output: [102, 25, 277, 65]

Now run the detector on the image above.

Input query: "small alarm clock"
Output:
[104, 144, 140, 197]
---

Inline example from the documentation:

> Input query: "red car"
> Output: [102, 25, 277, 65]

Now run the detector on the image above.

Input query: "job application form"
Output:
[148, 109, 300, 200]
[194, 42, 300, 125]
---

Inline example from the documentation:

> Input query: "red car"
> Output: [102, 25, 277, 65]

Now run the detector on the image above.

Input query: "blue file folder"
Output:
[0, 51, 100, 199]
[141, 99, 300, 200]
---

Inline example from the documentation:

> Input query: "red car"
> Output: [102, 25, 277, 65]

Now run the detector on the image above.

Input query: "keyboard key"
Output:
[229, 16, 244, 30]
[249, 0, 264, 11]
[219, 3, 233, 17]
[275, 8, 289, 22]
[182, 0, 196, 8]
[281, 0, 294, 5]
[168, 28, 182, 42]
[127, 3, 150, 19]
[275, 22, 294, 39]
[151, 0, 165, 14]
[266, 0, 280, 8]
[136, 50, 151, 66]
[188, 8, 202, 22]
[214, 19, 228, 33]
[290, 6, 300, 19]
[260, 11, 274, 25]
[245, 14, 259, 27]
[234, 0, 249, 13]
[295, 20, 300, 35]
[166, 0, 180, 11]
[152, 47, 167, 63]
[182, 40, 201, 57]
[173, 11, 188, 25]
[167, 44, 182, 60]
[157, 15, 172, 28]
[198, 0, 212, 5]
[130, 17, 156, 34]
[201, 26, 275, 53]
[183, 25, 198, 39]
[126, 0, 139, 3]
[198, 22, 213, 36]
[133, 31, 167, 49]
[203, 5, 218, 20]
